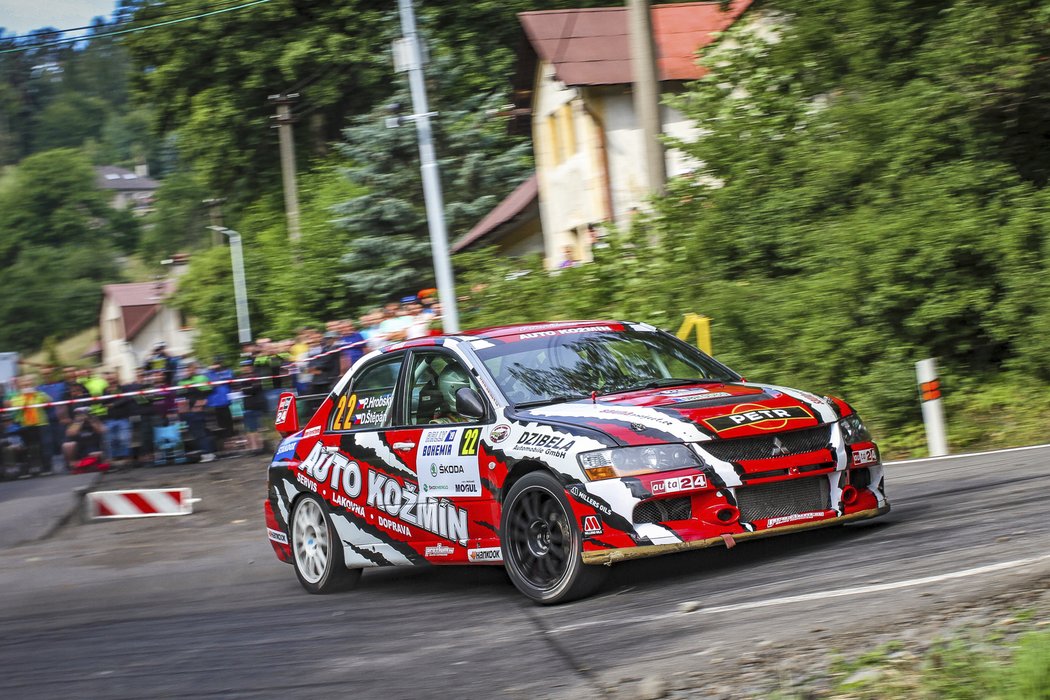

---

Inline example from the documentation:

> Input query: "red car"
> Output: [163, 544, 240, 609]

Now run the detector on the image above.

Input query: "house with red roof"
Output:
[99, 256, 196, 380]
[456, 1, 752, 267]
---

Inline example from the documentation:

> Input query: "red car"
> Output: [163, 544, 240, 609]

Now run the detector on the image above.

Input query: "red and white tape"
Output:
[85, 488, 198, 519]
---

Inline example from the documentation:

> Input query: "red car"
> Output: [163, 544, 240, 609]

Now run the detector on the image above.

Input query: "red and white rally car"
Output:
[265, 320, 889, 604]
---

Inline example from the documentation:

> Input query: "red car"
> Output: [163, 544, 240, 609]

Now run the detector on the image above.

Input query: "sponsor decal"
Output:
[705, 405, 813, 432]
[366, 470, 469, 544]
[378, 515, 411, 536]
[303, 425, 321, 438]
[275, 395, 293, 424]
[582, 515, 603, 535]
[489, 424, 511, 444]
[459, 428, 481, 456]
[425, 544, 455, 557]
[766, 511, 826, 527]
[418, 428, 483, 498]
[331, 391, 393, 430]
[274, 435, 300, 461]
[658, 388, 709, 396]
[567, 485, 613, 517]
[852, 447, 878, 466]
[666, 391, 734, 403]
[515, 431, 577, 459]
[519, 325, 612, 340]
[299, 442, 364, 498]
[467, 547, 502, 562]
[651, 474, 708, 495]
[267, 527, 288, 545]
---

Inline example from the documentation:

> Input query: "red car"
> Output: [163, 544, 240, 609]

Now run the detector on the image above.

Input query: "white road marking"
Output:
[549, 553, 1050, 635]
[886, 443, 1050, 466]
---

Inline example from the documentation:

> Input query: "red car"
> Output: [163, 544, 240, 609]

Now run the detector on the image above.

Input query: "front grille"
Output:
[735, 476, 830, 522]
[699, 424, 832, 463]
[634, 497, 691, 524]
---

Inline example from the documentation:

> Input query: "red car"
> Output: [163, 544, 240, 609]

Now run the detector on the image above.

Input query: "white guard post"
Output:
[916, 358, 948, 457]
[86, 488, 198, 520]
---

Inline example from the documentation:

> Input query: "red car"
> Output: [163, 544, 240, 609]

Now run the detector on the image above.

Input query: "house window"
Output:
[558, 103, 576, 159]
[547, 113, 562, 165]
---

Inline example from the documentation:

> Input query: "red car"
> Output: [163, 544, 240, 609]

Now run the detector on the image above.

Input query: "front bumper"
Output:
[581, 504, 890, 565]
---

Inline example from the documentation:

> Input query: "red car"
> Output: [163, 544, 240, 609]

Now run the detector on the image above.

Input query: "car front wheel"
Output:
[501, 471, 607, 604]
[291, 494, 361, 594]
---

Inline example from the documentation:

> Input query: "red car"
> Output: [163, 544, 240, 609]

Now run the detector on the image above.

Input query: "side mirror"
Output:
[455, 387, 486, 419]
[274, 392, 300, 437]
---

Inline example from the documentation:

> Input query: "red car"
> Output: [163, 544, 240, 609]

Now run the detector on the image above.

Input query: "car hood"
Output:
[513, 382, 846, 446]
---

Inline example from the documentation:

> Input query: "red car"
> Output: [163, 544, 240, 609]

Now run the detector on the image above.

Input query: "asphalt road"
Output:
[0, 446, 1048, 699]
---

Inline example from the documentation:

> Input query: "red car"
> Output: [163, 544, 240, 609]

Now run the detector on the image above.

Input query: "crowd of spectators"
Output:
[0, 294, 443, 478]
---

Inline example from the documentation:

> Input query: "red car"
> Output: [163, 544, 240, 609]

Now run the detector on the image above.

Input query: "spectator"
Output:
[237, 360, 267, 454]
[6, 375, 52, 475]
[558, 244, 577, 269]
[178, 361, 216, 462]
[206, 357, 235, 442]
[338, 320, 366, 374]
[308, 333, 342, 394]
[144, 341, 180, 386]
[378, 301, 414, 343]
[102, 372, 135, 469]
[38, 367, 68, 472]
[63, 407, 107, 473]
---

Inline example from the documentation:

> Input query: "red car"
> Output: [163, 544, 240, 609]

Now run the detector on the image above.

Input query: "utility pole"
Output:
[628, 0, 667, 196]
[269, 92, 302, 255]
[394, 0, 460, 334]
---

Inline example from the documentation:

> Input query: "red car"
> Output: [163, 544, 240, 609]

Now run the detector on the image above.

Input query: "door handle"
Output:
[393, 441, 416, 452]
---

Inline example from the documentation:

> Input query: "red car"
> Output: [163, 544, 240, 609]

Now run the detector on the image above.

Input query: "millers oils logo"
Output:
[704, 404, 813, 432]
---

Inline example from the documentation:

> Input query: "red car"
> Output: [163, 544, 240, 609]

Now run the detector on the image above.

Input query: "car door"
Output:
[386, 349, 497, 561]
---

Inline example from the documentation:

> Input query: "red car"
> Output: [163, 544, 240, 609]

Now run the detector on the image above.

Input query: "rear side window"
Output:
[330, 356, 403, 431]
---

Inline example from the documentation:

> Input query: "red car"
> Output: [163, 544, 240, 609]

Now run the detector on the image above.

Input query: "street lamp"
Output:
[208, 225, 252, 345]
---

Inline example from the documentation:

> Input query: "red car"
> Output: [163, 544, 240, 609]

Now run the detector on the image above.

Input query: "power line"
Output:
[0, 0, 274, 55]
[0, 0, 253, 43]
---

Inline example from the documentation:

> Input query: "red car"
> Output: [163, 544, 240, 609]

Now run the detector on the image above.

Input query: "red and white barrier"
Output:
[86, 488, 198, 519]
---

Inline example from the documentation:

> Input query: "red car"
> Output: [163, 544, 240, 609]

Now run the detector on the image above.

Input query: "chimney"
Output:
[134, 162, 149, 178]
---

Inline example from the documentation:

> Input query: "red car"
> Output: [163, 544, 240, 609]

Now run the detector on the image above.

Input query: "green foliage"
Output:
[172, 163, 365, 360]
[333, 53, 531, 305]
[460, 0, 1050, 454]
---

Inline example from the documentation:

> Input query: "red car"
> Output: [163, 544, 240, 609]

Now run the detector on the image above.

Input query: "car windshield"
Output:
[474, 329, 741, 407]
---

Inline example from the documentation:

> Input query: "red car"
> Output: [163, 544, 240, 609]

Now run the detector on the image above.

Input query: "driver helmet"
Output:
[437, 364, 470, 412]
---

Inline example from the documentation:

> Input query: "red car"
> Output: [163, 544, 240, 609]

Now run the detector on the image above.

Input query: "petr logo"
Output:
[705, 404, 813, 432]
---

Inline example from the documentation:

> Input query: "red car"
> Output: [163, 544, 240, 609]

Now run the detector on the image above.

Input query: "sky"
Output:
[0, 0, 119, 35]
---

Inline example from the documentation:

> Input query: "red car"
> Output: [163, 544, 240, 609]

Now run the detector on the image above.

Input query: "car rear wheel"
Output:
[501, 471, 607, 604]
[291, 494, 361, 594]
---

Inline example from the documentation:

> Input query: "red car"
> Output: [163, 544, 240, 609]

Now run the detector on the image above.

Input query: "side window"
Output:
[330, 356, 403, 431]
[407, 353, 483, 425]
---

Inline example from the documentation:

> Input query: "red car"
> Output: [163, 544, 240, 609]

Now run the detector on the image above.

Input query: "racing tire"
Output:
[501, 471, 607, 604]
[290, 494, 362, 594]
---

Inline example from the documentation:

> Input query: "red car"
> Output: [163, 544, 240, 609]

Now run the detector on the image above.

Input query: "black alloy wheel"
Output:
[501, 471, 607, 604]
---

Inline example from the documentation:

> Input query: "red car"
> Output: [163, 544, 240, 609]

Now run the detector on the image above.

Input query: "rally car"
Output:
[265, 320, 889, 604]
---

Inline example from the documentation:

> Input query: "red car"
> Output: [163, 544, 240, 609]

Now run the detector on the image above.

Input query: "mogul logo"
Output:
[453, 481, 478, 495]
[366, 471, 468, 544]
[705, 405, 813, 432]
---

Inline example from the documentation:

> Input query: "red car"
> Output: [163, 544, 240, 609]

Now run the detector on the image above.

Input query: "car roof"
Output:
[379, 320, 629, 353]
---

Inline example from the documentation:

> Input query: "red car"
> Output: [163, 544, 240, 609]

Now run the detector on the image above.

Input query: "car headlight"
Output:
[838, 413, 871, 444]
[578, 444, 702, 480]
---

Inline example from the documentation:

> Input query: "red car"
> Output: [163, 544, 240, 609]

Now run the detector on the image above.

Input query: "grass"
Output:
[809, 628, 1050, 699]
